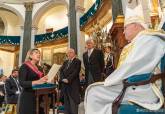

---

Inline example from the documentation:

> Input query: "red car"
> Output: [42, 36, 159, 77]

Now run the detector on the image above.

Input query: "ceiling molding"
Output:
[81, 0, 112, 35]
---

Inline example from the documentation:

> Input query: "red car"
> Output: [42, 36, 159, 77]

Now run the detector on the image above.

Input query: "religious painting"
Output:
[53, 52, 66, 65]
[14, 52, 19, 68]
[42, 48, 52, 65]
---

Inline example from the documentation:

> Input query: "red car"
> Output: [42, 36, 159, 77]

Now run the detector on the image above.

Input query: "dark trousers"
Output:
[64, 94, 78, 114]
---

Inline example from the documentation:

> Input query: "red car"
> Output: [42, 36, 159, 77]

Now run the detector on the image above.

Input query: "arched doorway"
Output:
[0, 18, 5, 35]
[33, 0, 68, 31]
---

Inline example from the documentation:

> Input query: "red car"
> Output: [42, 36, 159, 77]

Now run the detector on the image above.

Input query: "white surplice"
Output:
[85, 30, 165, 114]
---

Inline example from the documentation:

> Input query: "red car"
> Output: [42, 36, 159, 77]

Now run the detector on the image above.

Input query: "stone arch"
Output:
[0, 16, 7, 35]
[84, 0, 96, 12]
[0, 4, 24, 26]
[33, 0, 69, 27]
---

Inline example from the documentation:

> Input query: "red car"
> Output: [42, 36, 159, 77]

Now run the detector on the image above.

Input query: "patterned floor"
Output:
[0, 102, 85, 114]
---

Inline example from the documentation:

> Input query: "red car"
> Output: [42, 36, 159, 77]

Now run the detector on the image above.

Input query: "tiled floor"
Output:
[0, 102, 85, 114]
[49, 102, 84, 114]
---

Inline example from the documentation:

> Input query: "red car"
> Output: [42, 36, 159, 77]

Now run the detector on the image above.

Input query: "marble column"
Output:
[76, 6, 85, 60]
[141, 0, 151, 26]
[21, 2, 33, 62]
[112, 0, 124, 22]
[68, 0, 78, 54]
[31, 26, 38, 48]
[19, 26, 24, 66]
[160, 0, 165, 14]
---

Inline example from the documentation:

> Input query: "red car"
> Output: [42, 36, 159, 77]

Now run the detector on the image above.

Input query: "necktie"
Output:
[106, 54, 110, 62]
[13, 78, 21, 92]
[67, 60, 72, 69]
[88, 49, 91, 57]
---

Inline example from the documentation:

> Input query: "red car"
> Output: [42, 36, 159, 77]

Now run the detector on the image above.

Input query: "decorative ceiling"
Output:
[0, 0, 48, 4]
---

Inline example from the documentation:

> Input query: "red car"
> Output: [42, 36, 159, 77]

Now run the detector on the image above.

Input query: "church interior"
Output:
[0, 0, 165, 114]
[0, 0, 164, 76]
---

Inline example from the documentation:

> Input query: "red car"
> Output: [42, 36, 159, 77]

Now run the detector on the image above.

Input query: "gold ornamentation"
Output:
[115, 15, 124, 23]
[117, 43, 134, 68]
[24, 2, 33, 11]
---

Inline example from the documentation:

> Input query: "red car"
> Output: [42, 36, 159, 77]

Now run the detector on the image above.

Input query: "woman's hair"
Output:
[25, 48, 40, 62]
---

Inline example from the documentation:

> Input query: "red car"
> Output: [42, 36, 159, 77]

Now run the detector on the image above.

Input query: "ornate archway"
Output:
[0, 17, 5, 35]
[33, 0, 68, 27]
[0, 4, 24, 26]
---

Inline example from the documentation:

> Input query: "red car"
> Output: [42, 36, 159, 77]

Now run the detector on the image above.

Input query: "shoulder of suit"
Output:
[5, 77, 11, 83]
[94, 48, 102, 52]
[64, 60, 68, 63]
[74, 58, 81, 61]
[83, 51, 87, 55]
[73, 58, 81, 64]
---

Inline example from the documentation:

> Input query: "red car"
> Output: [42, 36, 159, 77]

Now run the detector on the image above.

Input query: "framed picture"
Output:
[14, 52, 19, 68]
[53, 52, 66, 65]
[42, 48, 52, 65]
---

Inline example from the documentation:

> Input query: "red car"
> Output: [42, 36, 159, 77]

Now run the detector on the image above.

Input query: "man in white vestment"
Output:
[84, 3, 165, 114]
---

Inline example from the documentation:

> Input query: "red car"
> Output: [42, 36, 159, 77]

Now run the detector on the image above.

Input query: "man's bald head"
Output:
[66, 48, 76, 60]
[124, 23, 145, 41]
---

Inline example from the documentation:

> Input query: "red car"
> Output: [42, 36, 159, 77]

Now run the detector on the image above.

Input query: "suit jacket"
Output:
[105, 53, 115, 76]
[0, 83, 4, 104]
[5, 76, 20, 104]
[60, 58, 81, 104]
[83, 48, 105, 83]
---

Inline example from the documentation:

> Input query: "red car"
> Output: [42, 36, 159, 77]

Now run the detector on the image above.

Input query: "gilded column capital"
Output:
[32, 26, 38, 30]
[24, 2, 33, 11]
[76, 6, 85, 13]
[115, 15, 124, 24]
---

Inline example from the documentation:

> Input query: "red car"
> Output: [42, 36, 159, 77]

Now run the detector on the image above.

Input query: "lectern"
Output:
[33, 83, 56, 114]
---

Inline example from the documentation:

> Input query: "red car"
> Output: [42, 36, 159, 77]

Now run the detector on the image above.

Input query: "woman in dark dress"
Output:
[104, 46, 115, 77]
[18, 49, 48, 114]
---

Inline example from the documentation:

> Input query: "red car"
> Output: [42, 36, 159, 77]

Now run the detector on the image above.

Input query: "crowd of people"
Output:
[84, 17, 165, 114]
[0, 39, 115, 114]
[0, 21, 164, 114]
[0, 4, 164, 114]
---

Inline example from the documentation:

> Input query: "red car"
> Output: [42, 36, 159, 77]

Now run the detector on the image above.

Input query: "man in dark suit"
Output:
[83, 39, 105, 86]
[0, 81, 5, 106]
[59, 48, 81, 114]
[5, 69, 21, 104]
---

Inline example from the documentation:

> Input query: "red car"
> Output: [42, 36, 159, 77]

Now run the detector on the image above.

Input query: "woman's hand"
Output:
[32, 75, 48, 85]
[38, 75, 48, 84]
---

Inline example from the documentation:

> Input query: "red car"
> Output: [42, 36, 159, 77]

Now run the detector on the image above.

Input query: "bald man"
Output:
[59, 48, 81, 114]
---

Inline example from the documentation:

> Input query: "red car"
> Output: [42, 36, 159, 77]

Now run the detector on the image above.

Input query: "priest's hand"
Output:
[62, 79, 69, 83]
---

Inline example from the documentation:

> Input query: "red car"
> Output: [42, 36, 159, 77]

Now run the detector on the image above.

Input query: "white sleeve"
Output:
[104, 35, 165, 86]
